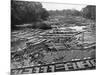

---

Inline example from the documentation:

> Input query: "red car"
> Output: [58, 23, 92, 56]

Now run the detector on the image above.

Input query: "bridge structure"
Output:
[11, 58, 95, 74]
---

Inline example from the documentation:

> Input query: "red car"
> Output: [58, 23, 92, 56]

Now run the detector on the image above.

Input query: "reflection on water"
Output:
[69, 26, 86, 31]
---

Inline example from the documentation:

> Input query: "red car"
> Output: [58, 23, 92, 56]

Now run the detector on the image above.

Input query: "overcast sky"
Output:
[41, 2, 87, 11]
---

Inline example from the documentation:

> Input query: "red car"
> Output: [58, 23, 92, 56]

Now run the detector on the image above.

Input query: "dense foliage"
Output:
[81, 5, 96, 20]
[11, 0, 49, 30]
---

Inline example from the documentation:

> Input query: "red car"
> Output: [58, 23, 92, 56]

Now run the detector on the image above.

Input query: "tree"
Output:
[81, 5, 96, 20]
[41, 8, 49, 20]
[11, 0, 49, 30]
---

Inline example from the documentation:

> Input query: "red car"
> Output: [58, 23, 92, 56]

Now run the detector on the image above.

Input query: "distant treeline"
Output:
[49, 9, 81, 17]
[11, 0, 50, 30]
[49, 5, 96, 21]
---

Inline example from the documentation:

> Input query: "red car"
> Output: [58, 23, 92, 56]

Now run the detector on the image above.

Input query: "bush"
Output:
[34, 22, 52, 30]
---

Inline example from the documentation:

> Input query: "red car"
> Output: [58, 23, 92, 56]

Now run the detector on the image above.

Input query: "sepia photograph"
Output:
[11, 0, 96, 74]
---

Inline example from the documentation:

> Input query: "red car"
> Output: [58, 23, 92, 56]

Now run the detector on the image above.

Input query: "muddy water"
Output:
[11, 39, 26, 51]
[68, 26, 96, 43]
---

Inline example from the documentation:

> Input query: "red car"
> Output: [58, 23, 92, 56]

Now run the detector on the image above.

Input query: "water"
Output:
[69, 26, 86, 31]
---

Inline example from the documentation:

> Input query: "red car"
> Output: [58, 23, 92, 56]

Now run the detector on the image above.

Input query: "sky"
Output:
[41, 2, 87, 11]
